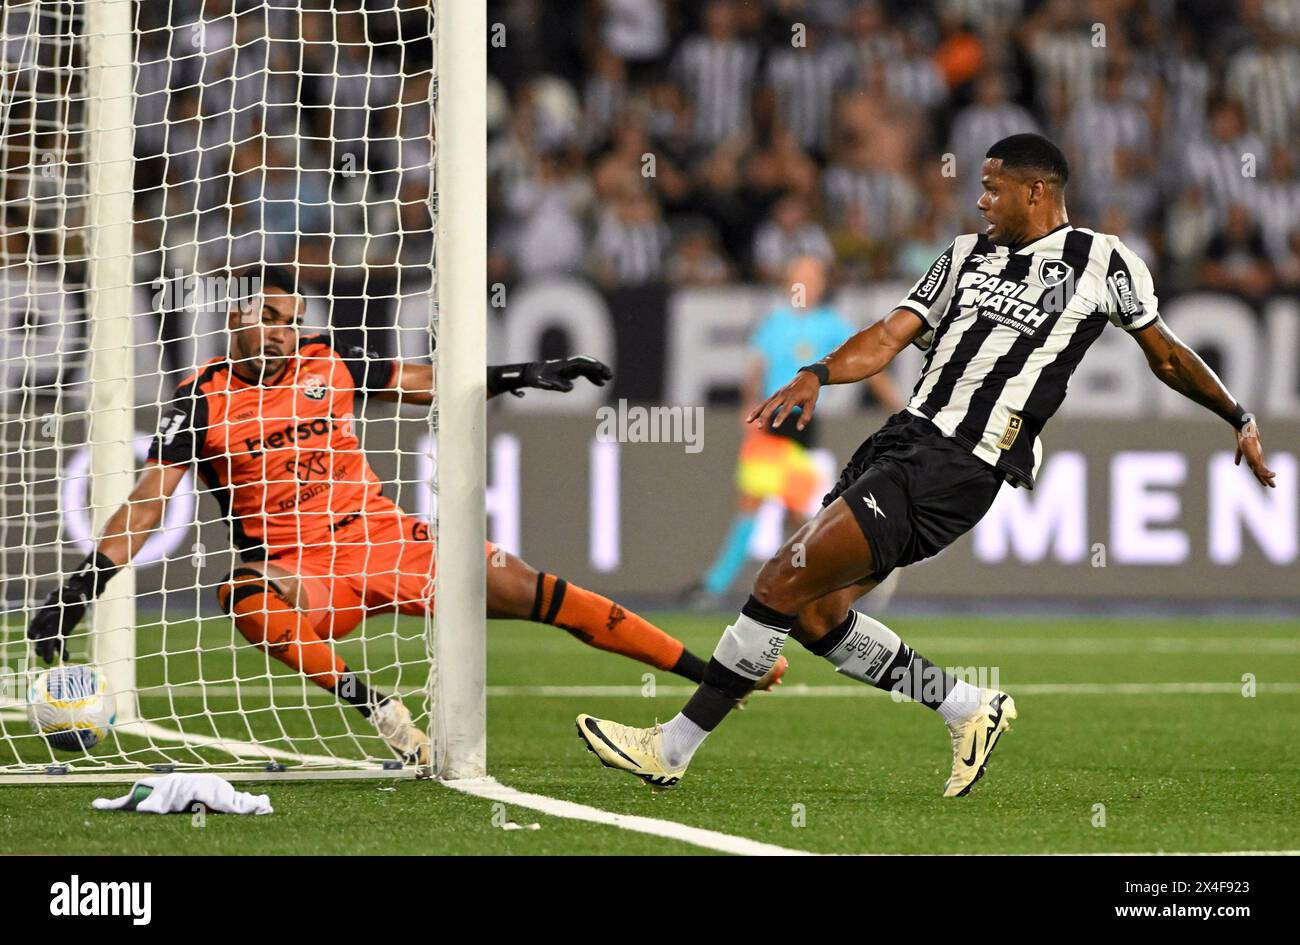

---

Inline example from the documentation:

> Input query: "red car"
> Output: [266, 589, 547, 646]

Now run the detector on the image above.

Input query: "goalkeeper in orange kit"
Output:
[26, 265, 785, 765]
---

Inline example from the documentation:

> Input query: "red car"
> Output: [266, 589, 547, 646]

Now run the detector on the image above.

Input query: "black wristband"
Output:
[798, 363, 830, 385]
[69, 551, 120, 600]
[486, 363, 529, 397]
[1227, 403, 1253, 432]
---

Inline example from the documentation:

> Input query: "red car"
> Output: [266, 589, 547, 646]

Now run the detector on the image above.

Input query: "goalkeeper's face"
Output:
[228, 289, 304, 382]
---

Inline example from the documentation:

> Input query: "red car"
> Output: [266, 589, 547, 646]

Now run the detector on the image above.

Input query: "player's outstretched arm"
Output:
[375, 361, 436, 404]
[1132, 317, 1276, 488]
[26, 462, 187, 663]
[749, 306, 924, 431]
[374, 356, 614, 404]
[486, 356, 612, 399]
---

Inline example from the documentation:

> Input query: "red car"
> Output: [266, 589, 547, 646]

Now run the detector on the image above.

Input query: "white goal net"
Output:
[0, 0, 486, 782]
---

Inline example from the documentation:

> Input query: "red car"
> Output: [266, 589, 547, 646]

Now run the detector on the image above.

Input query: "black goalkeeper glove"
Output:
[27, 551, 119, 665]
[487, 356, 613, 398]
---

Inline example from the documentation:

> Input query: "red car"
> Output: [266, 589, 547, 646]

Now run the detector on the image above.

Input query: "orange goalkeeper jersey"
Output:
[147, 334, 399, 558]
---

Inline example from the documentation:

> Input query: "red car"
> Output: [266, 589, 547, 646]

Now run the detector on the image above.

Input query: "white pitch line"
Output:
[898, 637, 1300, 654]
[6, 680, 1298, 702]
[478, 681, 1300, 698]
[441, 776, 812, 856]
[440, 777, 1300, 857]
[1054, 850, 1300, 856]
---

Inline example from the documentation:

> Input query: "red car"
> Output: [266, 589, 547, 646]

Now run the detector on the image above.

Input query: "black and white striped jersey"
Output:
[896, 224, 1158, 489]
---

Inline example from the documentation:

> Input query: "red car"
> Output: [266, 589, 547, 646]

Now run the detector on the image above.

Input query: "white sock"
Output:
[659, 713, 709, 768]
[937, 680, 984, 724]
[819, 611, 900, 684]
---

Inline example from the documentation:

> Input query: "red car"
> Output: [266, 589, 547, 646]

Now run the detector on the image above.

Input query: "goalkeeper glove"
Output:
[27, 551, 120, 665]
[487, 356, 613, 398]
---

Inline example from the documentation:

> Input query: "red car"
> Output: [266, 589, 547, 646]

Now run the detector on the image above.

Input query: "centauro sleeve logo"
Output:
[911, 244, 953, 305]
[1108, 268, 1143, 319]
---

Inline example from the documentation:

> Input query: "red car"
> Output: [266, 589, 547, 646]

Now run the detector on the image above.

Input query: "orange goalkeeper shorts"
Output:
[261, 508, 493, 640]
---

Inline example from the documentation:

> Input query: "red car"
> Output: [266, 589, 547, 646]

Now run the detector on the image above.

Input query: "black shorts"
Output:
[822, 411, 1005, 579]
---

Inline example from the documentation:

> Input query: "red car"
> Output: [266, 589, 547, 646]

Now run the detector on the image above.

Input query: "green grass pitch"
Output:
[1, 613, 1298, 855]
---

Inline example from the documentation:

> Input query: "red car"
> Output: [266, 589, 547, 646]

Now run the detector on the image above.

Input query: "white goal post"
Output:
[0, 0, 486, 783]
[431, 0, 487, 781]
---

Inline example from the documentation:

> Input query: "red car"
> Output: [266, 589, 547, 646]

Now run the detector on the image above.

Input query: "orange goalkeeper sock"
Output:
[532, 573, 707, 682]
[221, 576, 381, 711]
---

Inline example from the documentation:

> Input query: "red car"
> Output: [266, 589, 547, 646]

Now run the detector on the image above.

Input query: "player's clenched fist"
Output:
[487, 356, 613, 397]
[748, 365, 824, 431]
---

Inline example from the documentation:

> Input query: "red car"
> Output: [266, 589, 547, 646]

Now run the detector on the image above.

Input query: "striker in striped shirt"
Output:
[577, 134, 1277, 800]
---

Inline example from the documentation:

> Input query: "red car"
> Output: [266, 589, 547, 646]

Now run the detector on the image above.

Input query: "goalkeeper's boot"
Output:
[943, 689, 1016, 798]
[371, 697, 430, 767]
[575, 715, 686, 789]
[738, 655, 788, 709]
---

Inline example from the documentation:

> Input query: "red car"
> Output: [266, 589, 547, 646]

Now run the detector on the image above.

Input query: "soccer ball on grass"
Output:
[28, 664, 116, 752]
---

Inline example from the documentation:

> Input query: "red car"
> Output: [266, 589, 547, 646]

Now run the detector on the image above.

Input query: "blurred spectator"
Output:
[1156, 25, 1212, 156]
[599, 0, 670, 75]
[1278, 229, 1300, 289]
[593, 114, 689, 206]
[760, 15, 857, 159]
[643, 77, 695, 158]
[501, 145, 593, 279]
[932, 10, 986, 98]
[1164, 185, 1218, 285]
[1199, 203, 1278, 298]
[846, 1, 905, 74]
[752, 194, 834, 283]
[884, 24, 950, 114]
[583, 46, 629, 149]
[667, 220, 734, 286]
[589, 184, 670, 287]
[1226, 15, 1300, 147]
[670, 0, 761, 153]
[1021, 0, 1101, 125]
[823, 136, 921, 245]
[1183, 99, 1268, 215]
[1254, 144, 1300, 267]
[1063, 62, 1157, 222]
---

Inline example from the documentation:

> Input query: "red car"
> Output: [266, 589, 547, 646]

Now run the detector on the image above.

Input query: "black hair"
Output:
[985, 133, 1070, 188]
[230, 263, 300, 303]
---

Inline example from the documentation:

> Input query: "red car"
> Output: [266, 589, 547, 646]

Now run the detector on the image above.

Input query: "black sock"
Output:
[671, 649, 708, 684]
[875, 644, 956, 710]
[333, 671, 383, 718]
[803, 611, 855, 656]
[681, 596, 794, 731]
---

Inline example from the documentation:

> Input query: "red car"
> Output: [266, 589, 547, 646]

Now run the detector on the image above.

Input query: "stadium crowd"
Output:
[487, 0, 1300, 296]
[2, 0, 435, 292]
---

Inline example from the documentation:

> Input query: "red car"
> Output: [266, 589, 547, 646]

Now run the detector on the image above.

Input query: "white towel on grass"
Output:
[93, 772, 273, 815]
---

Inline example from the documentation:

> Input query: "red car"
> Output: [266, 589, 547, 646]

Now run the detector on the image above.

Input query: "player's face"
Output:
[229, 289, 303, 381]
[976, 158, 1031, 246]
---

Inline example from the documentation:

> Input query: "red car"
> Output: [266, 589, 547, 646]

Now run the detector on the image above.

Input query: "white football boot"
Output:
[943, 689, 1017, 798]
[576, 715, 687, 789]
